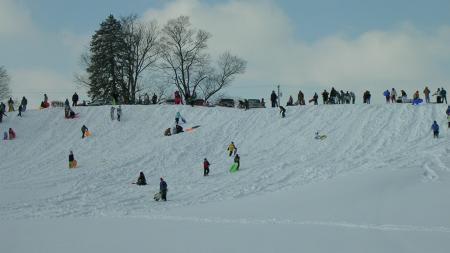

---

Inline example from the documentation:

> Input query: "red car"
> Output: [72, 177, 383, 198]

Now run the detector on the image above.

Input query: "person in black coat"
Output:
[21, 97, 28, 111]
[81, 125, 88, 138]
[17, 105, 23, 117]
[160, 178, 168, 201]
[68, 151, 76, 168]
[322, 90, 329, 104]
[234, 154, 240, 170]
[309, 93, 318, 105]
[270, 91, 278, 107]
[279, 106, 286, 118]
[72, 93, 79, 106]
[175, 124, 183, 134]
[136, 172, 147, 185]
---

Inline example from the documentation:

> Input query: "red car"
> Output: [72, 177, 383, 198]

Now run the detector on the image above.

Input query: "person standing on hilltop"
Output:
[446, 106, 450, 128]
[434, 88, 442, 103]
[441, 87, 447, 104]
[383, 89, 390, 103]
[322, 89, 329, 104]
[298, 90, 305, 105]
[270, 90, 278, 108]
[423, 86, 431, 103]
[21, 97, 28, 111]
[391, 88, 397, 103]
[72, 92, 79, 106]
[7, 97, 14, 112]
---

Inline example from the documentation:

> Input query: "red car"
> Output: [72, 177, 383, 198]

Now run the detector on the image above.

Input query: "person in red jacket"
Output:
[203, 158, 210, 176]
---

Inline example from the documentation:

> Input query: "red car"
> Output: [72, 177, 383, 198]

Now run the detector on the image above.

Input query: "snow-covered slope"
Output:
[1, 104, 449, 252]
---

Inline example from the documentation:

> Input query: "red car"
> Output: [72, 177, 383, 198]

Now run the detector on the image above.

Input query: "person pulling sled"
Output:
[154, 178, 168, 201]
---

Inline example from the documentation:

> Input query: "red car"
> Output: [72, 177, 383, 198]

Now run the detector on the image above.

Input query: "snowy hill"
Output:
[1, 104, 449, 253]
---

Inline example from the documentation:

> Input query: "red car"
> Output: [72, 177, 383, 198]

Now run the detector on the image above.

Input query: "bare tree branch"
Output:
[202, 52, 246, 101]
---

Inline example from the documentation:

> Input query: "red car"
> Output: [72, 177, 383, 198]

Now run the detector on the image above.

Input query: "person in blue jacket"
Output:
[159, 177, 168, 201]
[383, 90, 390, 103]
[447, 106, 450, 128]
[431, 121, 439, 138]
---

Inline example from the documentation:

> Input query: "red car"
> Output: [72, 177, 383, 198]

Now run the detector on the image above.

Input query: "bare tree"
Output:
[74, 51, 91, 89]
[201, 52, 246, 102]
[0, 66, 11, 101]
[159, 16, 211, 103]
[160, 16, 246, 103]
[120, 15, 160, 104]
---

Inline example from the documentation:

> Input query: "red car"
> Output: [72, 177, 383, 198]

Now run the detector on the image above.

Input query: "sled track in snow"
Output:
[145, 215, 450, 233]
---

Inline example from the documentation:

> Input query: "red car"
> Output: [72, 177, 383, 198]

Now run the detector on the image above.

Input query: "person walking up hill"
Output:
[431, 121, 439, 138]
[228, 142, 237, 156]
[203, 158, 210, 176]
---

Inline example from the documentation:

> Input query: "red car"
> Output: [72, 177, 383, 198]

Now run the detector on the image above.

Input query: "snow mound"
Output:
[0, 104, 449, 219]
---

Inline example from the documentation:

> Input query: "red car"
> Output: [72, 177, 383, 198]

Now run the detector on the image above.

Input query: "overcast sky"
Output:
[1, 0, 449, 106]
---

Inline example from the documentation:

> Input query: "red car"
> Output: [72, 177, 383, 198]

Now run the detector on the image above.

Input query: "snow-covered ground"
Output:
[1, 104, 449, 252]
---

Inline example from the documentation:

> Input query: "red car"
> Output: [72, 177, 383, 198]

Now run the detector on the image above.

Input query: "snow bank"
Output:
[0, 104, 449, 252]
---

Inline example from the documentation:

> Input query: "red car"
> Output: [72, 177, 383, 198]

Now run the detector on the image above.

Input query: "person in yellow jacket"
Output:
[227, 142, 237, 156]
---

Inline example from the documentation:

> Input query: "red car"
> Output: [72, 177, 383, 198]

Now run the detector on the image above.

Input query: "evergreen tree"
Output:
[86, 15, 126, 102]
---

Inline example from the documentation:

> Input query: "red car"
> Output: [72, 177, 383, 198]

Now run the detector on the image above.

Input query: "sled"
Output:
[65, 113, 80, 119]
[412, 98, 423, 105]
[185, 125, 200, 132]
[85, 130, 92, 137]
[69, 160, 77, 169]
[315, 135, 327, 140]
[154, 192, 161, 201]
[229, 162, 239, 173]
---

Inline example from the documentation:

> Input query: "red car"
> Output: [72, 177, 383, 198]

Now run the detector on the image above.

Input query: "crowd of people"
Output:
[382, 87, 447, 104]
[1, 87, 448, 202]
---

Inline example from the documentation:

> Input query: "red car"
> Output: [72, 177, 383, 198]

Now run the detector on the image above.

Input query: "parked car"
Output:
[217, 98, 235, 108]
[192, 99, 206, 106]
[396, 97, 412, 103]
[247, 99, 265, 108]
[165, 98, 176, 105]
[87, 99, 111, 106]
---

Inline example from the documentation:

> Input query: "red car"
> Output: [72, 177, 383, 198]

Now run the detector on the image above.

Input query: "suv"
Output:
[217, 98, 235, 108]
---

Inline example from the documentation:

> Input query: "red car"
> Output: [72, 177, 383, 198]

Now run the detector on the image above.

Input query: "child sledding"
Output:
[68, 151, 77, 168]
